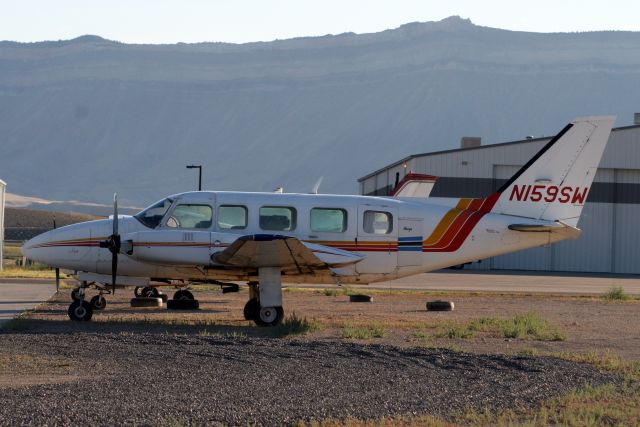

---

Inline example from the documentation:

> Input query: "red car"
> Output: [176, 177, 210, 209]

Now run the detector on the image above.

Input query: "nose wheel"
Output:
[67, 283, 94, 321]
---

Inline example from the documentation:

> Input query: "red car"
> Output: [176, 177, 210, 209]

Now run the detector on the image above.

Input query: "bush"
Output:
[603, 286, 630, 301]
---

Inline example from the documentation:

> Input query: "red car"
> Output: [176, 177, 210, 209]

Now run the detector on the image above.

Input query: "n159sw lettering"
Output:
[509, 185, 589, 204]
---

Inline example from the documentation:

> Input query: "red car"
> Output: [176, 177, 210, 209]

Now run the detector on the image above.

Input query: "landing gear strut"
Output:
[68, 283, 93, 321]
[243, 269, 285, 326]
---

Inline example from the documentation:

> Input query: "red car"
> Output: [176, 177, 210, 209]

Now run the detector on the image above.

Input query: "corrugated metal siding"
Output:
[613, 169, 640, 273]
[552, 203, 614, 272]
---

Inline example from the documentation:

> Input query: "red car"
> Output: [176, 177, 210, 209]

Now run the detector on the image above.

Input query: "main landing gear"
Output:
[243, 268, 285, 327]
[133, 286, 168, 303]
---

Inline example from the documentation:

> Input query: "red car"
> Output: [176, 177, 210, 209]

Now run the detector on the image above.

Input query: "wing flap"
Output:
[212, 234, 363, 273]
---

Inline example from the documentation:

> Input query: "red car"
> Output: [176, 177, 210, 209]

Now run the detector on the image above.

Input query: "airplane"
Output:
[22, 116, 615, 326]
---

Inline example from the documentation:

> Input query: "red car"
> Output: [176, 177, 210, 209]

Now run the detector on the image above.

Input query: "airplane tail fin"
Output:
[489, 116, 615, 227]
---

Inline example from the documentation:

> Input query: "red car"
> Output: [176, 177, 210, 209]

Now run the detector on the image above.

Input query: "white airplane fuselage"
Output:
[23, 191, 572, 285]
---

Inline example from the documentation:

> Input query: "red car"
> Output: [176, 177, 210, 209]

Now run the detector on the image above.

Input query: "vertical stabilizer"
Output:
[491, 116, 615, 227]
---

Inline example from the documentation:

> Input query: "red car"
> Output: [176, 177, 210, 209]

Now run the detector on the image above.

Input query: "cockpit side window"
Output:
[166, 204, 213, 229]
[134, 198, 173, 229]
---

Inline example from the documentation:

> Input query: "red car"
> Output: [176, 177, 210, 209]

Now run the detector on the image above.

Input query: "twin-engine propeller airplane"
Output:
[23, 116, 615, 326]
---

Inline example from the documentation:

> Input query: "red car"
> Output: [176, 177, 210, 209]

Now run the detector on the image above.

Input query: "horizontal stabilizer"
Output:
[508, 222, 582, 239]
[508, 223, 565, 232]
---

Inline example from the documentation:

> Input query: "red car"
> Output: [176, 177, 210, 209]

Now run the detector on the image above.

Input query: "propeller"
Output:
[99, 194, 120, 294]
[52, 217, 59, 293]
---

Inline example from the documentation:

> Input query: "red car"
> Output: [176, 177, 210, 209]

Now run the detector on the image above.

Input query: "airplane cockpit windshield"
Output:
[134, 198, 173, 228]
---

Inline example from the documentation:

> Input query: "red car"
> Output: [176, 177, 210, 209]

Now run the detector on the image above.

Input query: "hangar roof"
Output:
[357, 124, 640, 182]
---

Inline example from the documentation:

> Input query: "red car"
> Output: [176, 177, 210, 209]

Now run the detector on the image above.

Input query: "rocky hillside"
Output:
[1, 16, 639, 205]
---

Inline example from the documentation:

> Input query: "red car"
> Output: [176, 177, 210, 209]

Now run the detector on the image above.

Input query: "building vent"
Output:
[460, 136, 481, 149]
[634, 113, 640, 125]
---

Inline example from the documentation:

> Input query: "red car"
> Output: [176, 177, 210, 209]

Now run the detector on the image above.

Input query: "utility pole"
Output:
[186, 165, 202, 191]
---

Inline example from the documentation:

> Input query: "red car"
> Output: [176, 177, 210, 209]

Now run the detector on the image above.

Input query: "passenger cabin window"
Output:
[259, 206, 296, 231]
[134, 198, 173, 229]
[363, 210, 393, 234]
[166, 204, 213, 229]
[218, 205, 248, 230]
[310, 208, 347, 233]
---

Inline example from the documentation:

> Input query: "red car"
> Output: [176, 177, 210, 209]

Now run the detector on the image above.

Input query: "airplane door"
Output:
[398, 218, 423, 267]
[356, 204, 397, 274]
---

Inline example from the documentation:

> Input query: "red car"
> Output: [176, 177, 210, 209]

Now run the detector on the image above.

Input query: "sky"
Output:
[2, 0, 640, 44]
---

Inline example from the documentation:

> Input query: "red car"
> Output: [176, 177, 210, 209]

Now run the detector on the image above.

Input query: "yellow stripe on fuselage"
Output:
[422, 198, 471, 245]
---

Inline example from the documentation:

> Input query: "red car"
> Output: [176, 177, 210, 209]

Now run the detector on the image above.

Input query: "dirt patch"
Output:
[14, 286, 640, 360]
[0, 352, 81, 387]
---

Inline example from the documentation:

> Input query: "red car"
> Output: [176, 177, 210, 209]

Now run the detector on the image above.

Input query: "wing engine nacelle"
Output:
[122, 230, 214, 266]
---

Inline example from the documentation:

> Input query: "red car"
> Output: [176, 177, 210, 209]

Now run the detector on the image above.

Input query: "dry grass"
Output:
[341, 323, 387, 339]
[0, 265, 60, 278]
[602, 286, 631, 301]
[411, 312, 566, 342]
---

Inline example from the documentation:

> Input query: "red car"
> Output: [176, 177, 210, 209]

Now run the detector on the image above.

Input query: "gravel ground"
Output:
[0, 332, 619, 426]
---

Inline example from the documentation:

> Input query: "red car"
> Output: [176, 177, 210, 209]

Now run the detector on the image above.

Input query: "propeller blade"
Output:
[111, 248, 118, 295]
[53, 217, 59, 293]
[112, 193, 119, 294]
[113, 193, 118, 236]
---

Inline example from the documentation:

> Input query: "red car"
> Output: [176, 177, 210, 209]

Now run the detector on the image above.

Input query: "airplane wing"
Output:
[212, 234, 363, 274]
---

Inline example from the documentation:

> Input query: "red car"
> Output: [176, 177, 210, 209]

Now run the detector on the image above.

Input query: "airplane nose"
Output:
[22, 229, 57, 264]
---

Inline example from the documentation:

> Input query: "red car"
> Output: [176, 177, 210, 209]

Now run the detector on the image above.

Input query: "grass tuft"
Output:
[412, 312, 565, 341]
[497, 312, 566, 341]
[270, 312, 322, 337]
[432, 323, 474, 339]
[602, 286, 630, 301]
[341, 323, 387, 339]
[323, 288, 339, 297]
[197, 329, 247, 338]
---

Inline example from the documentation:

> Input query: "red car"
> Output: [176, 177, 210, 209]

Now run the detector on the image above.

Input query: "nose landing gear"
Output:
[68, 283, 93, 321]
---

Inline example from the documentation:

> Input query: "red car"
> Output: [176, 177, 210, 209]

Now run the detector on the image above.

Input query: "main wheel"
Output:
[134, 286, 144, 297]
[68, 300, 93, 321]
[243, 298, 260, 320]
[173, 290, 194, 301]
[141, 287, 159, 298]
[90, 295, 107, 310]
[71, 288, 80, 302]
[254, 306, 284, 327]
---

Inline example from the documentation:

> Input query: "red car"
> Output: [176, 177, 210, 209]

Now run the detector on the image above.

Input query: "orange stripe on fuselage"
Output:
[422, 198, 471, 246]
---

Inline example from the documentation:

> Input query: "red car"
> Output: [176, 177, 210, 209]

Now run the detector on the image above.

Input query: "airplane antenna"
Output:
[311, 176, 324, 194]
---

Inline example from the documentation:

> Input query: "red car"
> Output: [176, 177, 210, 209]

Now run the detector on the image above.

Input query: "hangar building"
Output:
[358, 117, 640, 275]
